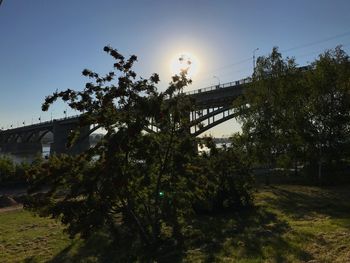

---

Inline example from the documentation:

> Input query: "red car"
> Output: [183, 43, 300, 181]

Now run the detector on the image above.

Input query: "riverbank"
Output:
[0, 145, 50, 164]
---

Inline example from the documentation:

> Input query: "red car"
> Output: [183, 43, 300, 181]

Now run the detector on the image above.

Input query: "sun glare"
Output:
[170, 52, 199, 78]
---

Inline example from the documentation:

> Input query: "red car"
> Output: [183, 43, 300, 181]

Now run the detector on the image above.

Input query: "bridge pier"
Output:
[51, 122, 90, 155]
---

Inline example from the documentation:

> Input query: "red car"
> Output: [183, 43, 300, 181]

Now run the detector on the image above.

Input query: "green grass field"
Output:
[0, 209, 71, 262]
[1, 184, 349, 262]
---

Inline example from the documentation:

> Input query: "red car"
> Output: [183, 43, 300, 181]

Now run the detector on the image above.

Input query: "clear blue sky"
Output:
[1, 0, 350, 136]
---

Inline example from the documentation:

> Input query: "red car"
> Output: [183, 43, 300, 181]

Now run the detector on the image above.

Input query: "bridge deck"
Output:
[0, 76, 250, 154]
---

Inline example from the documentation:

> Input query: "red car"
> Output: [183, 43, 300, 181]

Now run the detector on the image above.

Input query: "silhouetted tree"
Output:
[26, 45, 256, 260]
[26, 46, 201, 259]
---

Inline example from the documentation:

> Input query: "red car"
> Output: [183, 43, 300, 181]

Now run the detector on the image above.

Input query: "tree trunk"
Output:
[318, 160, 322, 185]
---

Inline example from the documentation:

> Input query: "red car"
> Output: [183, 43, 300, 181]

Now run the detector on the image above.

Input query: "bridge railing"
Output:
[185, 77, 251, 95]
[2, 76, 253, 131]
[1, 114, 81, 131]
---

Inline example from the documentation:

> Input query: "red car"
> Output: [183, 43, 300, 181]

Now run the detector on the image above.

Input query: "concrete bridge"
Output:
[0, 116, 90, 155]
[0, 77, 249, 155]
[187, 78, 249, 136]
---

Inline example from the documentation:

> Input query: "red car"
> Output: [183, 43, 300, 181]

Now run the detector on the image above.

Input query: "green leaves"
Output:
[30, 46, 201, 257]
[238, 46, 350, 182]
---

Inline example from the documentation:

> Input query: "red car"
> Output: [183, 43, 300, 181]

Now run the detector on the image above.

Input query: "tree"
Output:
[235, 46, 350, 184]
[26, 46, 200, 259]
[303, 46, 350, 182]
[0, 156, 15, 182]
[235, 47, 303, 173]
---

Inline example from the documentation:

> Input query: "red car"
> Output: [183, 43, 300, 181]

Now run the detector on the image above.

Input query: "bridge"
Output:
[186, 78, 249, 136]
[0, 116, 90, 155]
[0, 77, 250, 155]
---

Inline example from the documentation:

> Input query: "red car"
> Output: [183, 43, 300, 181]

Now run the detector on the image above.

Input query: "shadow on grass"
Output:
[48, 233, 186, 263]
[43, 186, 342, 263]
[23, 257, 39, 263]
[48, 231, 137, 263]
[41, 205, 313, 262]
[261, 185, 350, 225]
[186, 206, 312, 262]
[48, 229, 184, 262]
[21, 185, 350, 262]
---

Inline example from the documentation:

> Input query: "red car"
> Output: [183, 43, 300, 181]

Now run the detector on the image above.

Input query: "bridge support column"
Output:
[51, 123, 90, 155]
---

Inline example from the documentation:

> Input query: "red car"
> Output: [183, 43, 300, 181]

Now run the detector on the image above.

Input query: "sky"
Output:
[1, 0, 350, 136]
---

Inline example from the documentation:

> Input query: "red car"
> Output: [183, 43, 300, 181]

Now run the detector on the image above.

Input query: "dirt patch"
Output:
[0, 195, 18, 208]
[0, 204, 23, 213]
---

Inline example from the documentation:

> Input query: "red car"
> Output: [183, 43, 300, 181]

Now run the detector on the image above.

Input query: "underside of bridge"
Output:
[190, 106, 239, 136]
[187, 84, 244, 136]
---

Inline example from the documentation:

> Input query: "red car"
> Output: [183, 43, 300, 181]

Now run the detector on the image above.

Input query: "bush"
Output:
[0, 156, 41, 184]
[194, 135, 254, 213]
[0, 156, 15, 182]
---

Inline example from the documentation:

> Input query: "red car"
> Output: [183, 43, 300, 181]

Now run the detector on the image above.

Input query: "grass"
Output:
[187, 184, 350, 263]
[0, 209, 72, 263]
[252, 185, 350, 263]
[0, 184, 349, 262]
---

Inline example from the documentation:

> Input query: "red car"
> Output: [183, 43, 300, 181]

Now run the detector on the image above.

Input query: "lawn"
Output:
[0, 184, 349, 262]
[0, 209, 71, 262]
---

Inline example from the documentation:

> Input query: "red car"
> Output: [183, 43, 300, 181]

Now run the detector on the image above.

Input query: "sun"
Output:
[170, 52, 199, 78]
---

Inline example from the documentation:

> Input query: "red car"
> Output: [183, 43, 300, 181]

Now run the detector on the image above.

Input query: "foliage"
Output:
[0, 156, 15, 182]
[195, 134, 254, 213]
[236, 46, 350, 183]
[25, 46, 255, 260]
[24, 45, 257, 260]
[302, 46, 350, 181]
[236, 47, 303, 168]
[0, 156, 32, 183]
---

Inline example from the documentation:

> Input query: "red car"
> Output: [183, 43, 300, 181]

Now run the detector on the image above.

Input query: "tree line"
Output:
[236, 46, 350, 184]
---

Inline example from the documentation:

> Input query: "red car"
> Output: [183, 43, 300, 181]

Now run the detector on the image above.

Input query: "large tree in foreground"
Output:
[25, 46, 256, 260]
[26, 46, 200, 259]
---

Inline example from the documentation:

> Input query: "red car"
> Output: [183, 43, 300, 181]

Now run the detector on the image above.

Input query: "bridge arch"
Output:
[37, 129, 53, 142]
[13, 134, 24, 143]
[4, 134, 14, 143]
[25, 132, 36, 142]
[190, 107, 240, 136]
